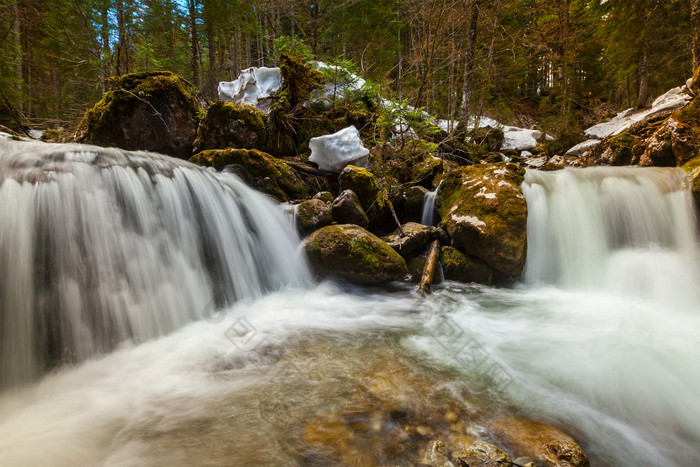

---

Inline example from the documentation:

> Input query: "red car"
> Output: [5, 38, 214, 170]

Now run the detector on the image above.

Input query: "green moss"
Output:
[607, 131, 638, 166]
[194, 101, 266, 151]
[40, 129, 69, 142]
[189, 148, 308, 201]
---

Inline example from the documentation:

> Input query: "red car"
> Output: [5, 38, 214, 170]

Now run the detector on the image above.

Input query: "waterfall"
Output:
[522, 167, 700, 306]
[0, 139, 310, 387]
[421, 188, 438, 226]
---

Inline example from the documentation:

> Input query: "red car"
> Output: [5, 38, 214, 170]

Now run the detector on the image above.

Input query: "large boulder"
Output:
[640, 118, 698, 167]
[330, 190, 369, 228]
[436, 163, 527, 282]
[189, 148, 309, 201]
[295, 199, 332, 235]
[75, 71, 204, 158]
[338, 165, 393, 231]
[470, 126, 505, 152]
[193, 101, 267, 153]
[302, 224, 407, 283]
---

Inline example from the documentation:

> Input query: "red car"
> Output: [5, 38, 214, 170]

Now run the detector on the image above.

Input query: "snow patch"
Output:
[452, 214, 486, 231]
[566, 139, 600, 156]
[218, 67, 282, 113]
[308, 126, 370, 173]
[584, 85, 691, 140]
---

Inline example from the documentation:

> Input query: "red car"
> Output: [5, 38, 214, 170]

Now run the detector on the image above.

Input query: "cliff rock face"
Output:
[75, 71, 205, 159]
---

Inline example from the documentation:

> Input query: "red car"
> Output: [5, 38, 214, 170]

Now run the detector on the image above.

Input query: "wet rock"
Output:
[302, 224, 407, 283]
[189, 148, 309, 201]
[401, 185, 431, 223]
[193, 100, 267, 153]
[489, 417, 589, 467]
[640, 118, 698, 167]
[75, 71, 205, 158]
[412, 156, 445, 188]
[682, 156, 700, 211]
[313, 191, 335, 204]
[436, 163, 527, 283]
[295, 199, 332, 235]
[381, 222, 438, 261]
[331, 190, 370, 228]
[440, 246, 494, 285]
[586, 132, 639, 166]
[339, 165, 393, 231]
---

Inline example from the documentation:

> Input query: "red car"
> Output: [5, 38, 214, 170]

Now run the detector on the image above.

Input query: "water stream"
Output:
[0, 141, 698, 466]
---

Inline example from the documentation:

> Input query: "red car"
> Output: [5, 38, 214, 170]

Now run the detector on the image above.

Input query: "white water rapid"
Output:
[0, 139, 310, 387]
[0, 143, 698, 467]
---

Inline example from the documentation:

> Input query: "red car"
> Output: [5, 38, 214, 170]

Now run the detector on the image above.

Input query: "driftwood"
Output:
[285, 161, 337, 178]
[419, 240, 440, 294]
[385, 197, 405, 237]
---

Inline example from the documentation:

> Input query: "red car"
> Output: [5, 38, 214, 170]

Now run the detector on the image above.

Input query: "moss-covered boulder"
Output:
[436, 163, 527, 283]
[302, 224, 408, 283]
[411, 155, 444, 188]
[470, 126, 505, 152]
[295, 199, 332, 235]
[683, 156, 700, 211]
[313, 191, 335, 204]
[399, 185, 430, 223]
[587, 131, 639, 166]
[331, 190, 369, 228]
[75, 71, 204, 158]
[193, 101, 266, 153]
[338, 165, 393, 231]
[189, 148, 309, 201]
[440, 245, 495, 284]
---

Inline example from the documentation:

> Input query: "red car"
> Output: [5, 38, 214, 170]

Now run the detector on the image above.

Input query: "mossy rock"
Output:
[338, 165, 394, 231]
[189, 148, 309, 201]
[295, 199, 332, 235]
[412, 156, 444, 188]
[193, 101, 266, 152]
[381, 222, 438, 261]
[469, 126, 505, 152]
[682, 156, 700, 212]
[436, 163, 527, 283]
[588, 131, 638, 166]
[331, 190, 369, 228]
[75, 71, 204, 158]
[302, 224, 408, 283]
[40, 129, 70, 143]
[440, 246, 495, 285]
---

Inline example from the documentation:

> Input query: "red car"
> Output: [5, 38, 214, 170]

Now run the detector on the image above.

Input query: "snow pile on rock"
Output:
[309, 126, 370, 173]
[436, 116, 550, 151]
[218, 66, 282, 113]
[569, 84, 693, 156]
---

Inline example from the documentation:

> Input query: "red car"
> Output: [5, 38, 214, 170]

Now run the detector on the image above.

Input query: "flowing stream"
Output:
[0, 141, 698, 466]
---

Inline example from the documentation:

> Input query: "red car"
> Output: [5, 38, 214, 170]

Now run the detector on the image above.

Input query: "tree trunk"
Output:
[204, 0, 217, 98]
[559, 0, 570, 123]
[692, 0, 700, 72]
[12, 0, 22, 111]
[636, 3, 650, 108]
[188, 0, 201, 90]
[419, 240, 440, 295]
[311, 0, 319, 57]
[116, 0, 126, 76]
[459, 0, 479, 127]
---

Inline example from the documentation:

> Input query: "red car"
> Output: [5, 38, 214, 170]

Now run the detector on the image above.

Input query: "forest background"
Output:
[1, 0, 699, 135]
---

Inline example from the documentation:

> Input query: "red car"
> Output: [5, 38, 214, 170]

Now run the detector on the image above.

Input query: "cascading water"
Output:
[522, 167, 700, 304]
[0, 139, 310, 387]
[421, 187, 438, 226]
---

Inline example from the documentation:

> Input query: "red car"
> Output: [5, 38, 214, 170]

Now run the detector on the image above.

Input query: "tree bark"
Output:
[12, 0, 22, 111]
[310, 0, 319, 57]
[636, 2, 650, 108]
[100, 2, 110, 92]
[188, 0, 202, 90]
[692, 0, 700, 72]
[459, 0, 479, 127]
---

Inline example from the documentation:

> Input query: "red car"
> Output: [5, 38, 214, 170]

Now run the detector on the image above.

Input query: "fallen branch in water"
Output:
[419, 240, 440, 294]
